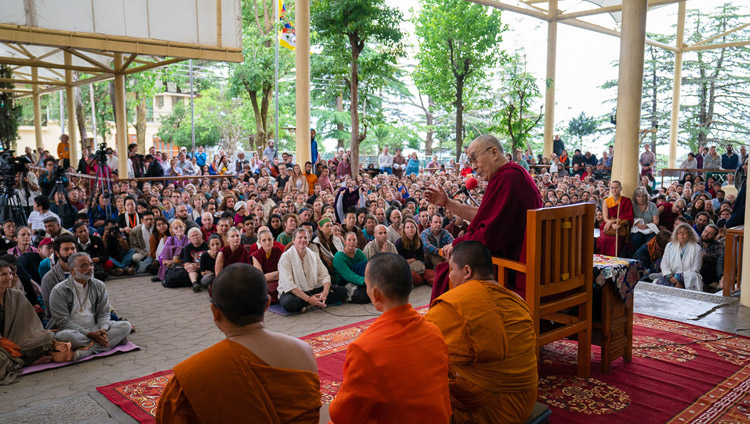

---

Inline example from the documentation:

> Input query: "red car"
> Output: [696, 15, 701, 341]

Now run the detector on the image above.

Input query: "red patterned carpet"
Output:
[97, 313, 750, 424]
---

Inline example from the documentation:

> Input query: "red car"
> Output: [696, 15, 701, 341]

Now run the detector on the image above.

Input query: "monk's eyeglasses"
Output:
[468, 147, 494, 167]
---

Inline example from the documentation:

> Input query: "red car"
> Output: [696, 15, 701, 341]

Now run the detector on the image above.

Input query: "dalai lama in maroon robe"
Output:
[425, 135, 542, 302]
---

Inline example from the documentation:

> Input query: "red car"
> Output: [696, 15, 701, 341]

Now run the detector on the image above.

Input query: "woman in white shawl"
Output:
[277, 228, 347, 313]
[656, 223, 703, 291]
[631, 187, 660, 252]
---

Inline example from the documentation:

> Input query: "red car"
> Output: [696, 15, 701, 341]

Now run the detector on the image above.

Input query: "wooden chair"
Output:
[493, 203, 595, 379]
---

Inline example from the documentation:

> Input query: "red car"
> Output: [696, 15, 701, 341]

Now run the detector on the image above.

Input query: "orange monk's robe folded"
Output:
[157, 339, 321, 424]
[329, 304, 451, 424]
[426, 280, 538, 424]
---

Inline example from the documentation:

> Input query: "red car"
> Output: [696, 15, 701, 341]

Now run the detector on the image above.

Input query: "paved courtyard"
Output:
[0, 275, 747, 423]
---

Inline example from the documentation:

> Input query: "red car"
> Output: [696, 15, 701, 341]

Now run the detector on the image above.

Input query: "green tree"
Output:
[414, 0, 506, 160]
[229, 0, 294, 153]
[492, 53, 543, 157]
[312, 0, 404, 176]
[566, 112, 600, 150]
[0, 65, 20, 151]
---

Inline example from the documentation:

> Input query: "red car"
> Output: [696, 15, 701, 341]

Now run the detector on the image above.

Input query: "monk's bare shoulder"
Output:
[251, 331, 318, 374]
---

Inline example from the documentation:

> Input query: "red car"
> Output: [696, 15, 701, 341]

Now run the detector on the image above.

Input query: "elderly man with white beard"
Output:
[47, 252, 132, 361]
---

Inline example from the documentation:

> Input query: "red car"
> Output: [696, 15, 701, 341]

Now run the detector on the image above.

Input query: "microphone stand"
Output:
[466, 193, 480, 206]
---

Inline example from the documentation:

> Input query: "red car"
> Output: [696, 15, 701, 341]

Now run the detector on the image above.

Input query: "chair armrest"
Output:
[492, 257, 527, 274]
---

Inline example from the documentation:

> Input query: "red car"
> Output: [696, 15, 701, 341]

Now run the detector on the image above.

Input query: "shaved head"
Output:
[365, 253, 412, 303]
[471, 134, 504, 155]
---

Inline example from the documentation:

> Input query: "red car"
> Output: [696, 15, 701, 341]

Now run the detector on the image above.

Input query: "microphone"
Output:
[451, 177, 478, 199]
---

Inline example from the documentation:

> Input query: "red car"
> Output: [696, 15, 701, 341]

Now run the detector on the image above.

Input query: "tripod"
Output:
[87, 146, 115, 220]
[0, 179, 29, 227]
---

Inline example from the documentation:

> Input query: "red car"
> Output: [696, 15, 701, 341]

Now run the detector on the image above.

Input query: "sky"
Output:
[350, 0, 749, 158]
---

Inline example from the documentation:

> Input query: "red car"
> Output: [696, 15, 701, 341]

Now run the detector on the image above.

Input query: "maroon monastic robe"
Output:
[219, 245, 252, 267]
[251, 246, 284, 303]
[430, 162, 542, 302]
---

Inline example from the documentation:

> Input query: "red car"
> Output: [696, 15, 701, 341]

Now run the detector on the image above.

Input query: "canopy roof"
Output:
[0, 0, 243, 96]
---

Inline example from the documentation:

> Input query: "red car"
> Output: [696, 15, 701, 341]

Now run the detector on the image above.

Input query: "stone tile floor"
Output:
[0, 276, 433, 423]
[0, 276, 746, 423]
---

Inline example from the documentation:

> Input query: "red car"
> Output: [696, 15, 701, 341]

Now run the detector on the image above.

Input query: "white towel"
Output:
[631, 218, 659, 235]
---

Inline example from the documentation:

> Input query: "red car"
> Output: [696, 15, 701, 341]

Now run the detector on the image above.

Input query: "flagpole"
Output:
[274, 0, 280, 147]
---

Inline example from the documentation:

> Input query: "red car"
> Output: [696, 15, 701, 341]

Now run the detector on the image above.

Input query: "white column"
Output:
[542, 0, 558, 159]
[668, 1, 685, 169]
[31, 67, 43, 150]
[114, 53, 129, 177]
[295, 0, 311, 165]
[64, 52, 79, 167]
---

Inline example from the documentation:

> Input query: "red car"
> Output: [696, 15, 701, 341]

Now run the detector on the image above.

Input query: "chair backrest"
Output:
[525, 203, 595, 308]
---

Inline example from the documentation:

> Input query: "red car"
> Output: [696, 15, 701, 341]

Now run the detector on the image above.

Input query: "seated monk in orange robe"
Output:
[156, 263, 321, 424]
[329, 253, 451, 424]
[425, 241, 538, 424]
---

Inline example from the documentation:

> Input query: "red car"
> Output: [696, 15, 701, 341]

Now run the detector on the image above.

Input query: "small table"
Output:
[591, 254, 641, 373]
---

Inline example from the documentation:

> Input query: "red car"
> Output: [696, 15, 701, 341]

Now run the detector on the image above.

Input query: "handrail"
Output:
[659, 168, 733, 188]
[723, 225, 744, 297]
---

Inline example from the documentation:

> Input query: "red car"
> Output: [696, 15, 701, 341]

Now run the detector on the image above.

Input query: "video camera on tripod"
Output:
[0, 150, 31, 226]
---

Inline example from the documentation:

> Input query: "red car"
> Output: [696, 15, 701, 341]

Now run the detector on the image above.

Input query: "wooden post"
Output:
[64, 51, 79, 167]
[542, 0, 558, 160]
[114, 53, 129, 177]
[668, 1, 685, 169]
[611, 0, 647, 199]
[295, 0, 311, 166]
[31, 67, 43, 150]
[742, 201, 750, 306]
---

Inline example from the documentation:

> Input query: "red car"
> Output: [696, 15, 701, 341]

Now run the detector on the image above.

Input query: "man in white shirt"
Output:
[27, 195, 61, 231]
[378, 146, 394, 175]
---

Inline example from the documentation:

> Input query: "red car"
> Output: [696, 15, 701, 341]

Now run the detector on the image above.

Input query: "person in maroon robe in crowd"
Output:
[598, 180, 634, 257]
[425, 135, 542, 302]
[251, 229, 284, 303]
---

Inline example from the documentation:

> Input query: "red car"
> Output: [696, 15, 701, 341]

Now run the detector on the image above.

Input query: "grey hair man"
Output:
[48, 252, 132, 361]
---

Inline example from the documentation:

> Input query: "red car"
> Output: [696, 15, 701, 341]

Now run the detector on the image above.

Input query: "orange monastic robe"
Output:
[157, 339, 321, 424]
[425, 280, 538, 424]
[329, 304, 451, 424]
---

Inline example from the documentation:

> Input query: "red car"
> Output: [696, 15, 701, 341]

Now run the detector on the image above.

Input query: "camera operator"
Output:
[39, 158, 67, 197]
[102, 220, 136, 276]
[49, 190, 78, 229]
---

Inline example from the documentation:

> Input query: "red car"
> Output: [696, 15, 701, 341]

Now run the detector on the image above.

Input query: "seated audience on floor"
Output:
[425, 241, 538, 424]
[197, 234, 222, 289]
[656, 223, 703, 291]
[278, 228, 347, 313]
[0, 254, 42, 314]
[276, 213, 299, 246]
[634, 230, 672, 278]
[73, 223, 109, 281]
[395, 218, 435, 286]
[333, 232, 370, 304]
[9, 226, 37, 258]
[158, 219, 189, 284]
[102, 220, 136, 276]
[182, 228, 208, 292]
[43, 216, 71, 240]
[330, 253, 451, 423]
[128, 210, 154, 273]
[313, 217, 343, 275]
[40, 234, 78, 319]
[251, 230, 283, 303]
[48, 252, 132, 361]
[215, 228, 251, 275]
[27, 195, 60, 232]
[631, 186, 659, 252]
[363, 224, 397, 259]
[0, 260, 56, 385]
[700, 224, 724, 292]
[421, 213, 453, 269]
[148, 217, 171, 276]
[156, 263, 321, 423]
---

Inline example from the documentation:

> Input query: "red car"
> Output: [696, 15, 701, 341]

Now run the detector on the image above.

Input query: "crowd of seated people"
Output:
[2, 139, 746, 385]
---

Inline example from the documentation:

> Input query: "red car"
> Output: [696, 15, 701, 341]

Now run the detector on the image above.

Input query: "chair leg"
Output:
[577, 327, 591, 379]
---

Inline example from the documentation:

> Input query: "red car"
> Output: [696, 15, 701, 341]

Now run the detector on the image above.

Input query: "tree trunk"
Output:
[425, 96, 434, 156]
[135, 95, 147, 154]
[248, 90, 267, 153]
[349, 44, 361, 178]
[336, 92, 345, 149]
[455, 78, 464, 161]
[73, 82, 88, 150]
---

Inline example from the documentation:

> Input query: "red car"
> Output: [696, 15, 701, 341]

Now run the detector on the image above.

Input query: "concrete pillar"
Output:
[611, 0, 647, 199]
[114, 53, 129, 177]
[31, 67, 43, 150]
[668, 1, 686, 169]
[742, 193, 750, 306]
[295, 0, 311, 165]
[64, 52, 78, 168]
[542, 0, 558, 160]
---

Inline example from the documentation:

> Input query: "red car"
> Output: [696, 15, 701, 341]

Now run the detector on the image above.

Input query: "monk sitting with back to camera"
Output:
[329, 253, 451, 423]
[156, 263, 321, 423]
[425, 241, 538, 424]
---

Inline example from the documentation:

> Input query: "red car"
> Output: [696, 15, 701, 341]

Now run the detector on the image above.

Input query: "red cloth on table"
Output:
[431, 162, 542, 303]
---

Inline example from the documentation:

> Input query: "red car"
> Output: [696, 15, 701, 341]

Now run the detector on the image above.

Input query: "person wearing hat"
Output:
[235, 151, 249, 175]
[233, 201, 248, 226]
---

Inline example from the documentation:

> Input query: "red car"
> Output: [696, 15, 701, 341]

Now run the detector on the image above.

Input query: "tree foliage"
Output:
[566, 112, 600, 150]
[312, 0, 404, 176]
[414, 0, 506, 160]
